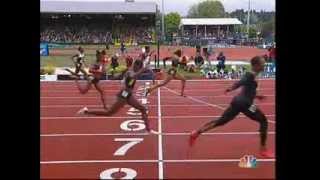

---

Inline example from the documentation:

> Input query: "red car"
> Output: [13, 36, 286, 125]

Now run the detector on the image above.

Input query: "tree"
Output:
[164, 12, 181, 37]
[230, 9, 246, 22]
[188, 4, 199, 18]
[260, 16, 275, 38]
[248, 27, 257, 38]
[187, 0, 226, 18]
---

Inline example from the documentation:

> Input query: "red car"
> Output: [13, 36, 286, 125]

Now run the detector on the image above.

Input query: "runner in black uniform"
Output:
[67, 50, 108, 109]
[77, 60, 151, 132]
[66, 47, 89, 79]
[146, 49, 186, 96]
[189, 56, 274, 158]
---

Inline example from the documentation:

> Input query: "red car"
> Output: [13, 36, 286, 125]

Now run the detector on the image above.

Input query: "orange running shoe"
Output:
[260, 149, 275, 158]
[189, 130, 200, 147]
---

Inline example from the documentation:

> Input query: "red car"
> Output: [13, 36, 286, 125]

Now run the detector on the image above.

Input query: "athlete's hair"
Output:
[174, 49, 182, 57]
[78, 46, 84, 52]
[134, 59, 143, 67]
[251, 56, 264, 66]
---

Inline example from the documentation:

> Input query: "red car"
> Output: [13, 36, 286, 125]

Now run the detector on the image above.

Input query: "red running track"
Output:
[41, 79, 275, 179]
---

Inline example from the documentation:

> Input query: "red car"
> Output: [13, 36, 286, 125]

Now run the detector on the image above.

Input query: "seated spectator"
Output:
[216, 52, 226, 73]
[125, 56, 134, 68]
[180, 56, 188, 70]
[269, 46, 276, 62]
[162, 56, 171, 68]
[187, 64, 196, 73]
[110, 55, 119, 75]
[194, 53, 204, 67]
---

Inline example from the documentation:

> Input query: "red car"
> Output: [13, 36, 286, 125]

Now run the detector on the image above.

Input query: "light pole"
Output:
[161, 0, 165, 41]
[246, 0, 251, 40]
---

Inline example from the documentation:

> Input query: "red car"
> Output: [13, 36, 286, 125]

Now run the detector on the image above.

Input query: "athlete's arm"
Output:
[89, 67, 102, 74]
[225, 73, 252, 93]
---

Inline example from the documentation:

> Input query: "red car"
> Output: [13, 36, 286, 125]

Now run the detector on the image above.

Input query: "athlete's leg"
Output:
[65, 68, 79, 79]
[189, 105, 240, 146]
[150, 70, 156, 85]
[79, 67, 90, 80]
[147, 74, 173, 95]
[75, 65, 80, 75]
[197, 105, 240, 134]
[93, 82, 108, 110]
[173, 73, 186, 96]
[82, 98, 126, 116]
[127, 95, 150, 132]
[241, 105, 270, 153]
[75, 79, 92, 94]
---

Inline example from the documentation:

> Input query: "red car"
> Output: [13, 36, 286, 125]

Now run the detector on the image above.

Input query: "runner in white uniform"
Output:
[141, 46, 155, 84]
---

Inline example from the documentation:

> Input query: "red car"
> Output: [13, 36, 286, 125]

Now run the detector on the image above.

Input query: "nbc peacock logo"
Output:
[238, 155, 257, 168]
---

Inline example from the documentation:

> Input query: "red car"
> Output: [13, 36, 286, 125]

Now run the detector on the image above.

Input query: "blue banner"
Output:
[40, 43, 49, 56]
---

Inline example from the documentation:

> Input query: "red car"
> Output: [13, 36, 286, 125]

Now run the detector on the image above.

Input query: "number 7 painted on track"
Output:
[113, 138, 144, 156]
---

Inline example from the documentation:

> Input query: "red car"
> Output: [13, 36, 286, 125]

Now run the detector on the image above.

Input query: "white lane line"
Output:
[157, 87, 164, 179]
[40, 95, 275, 99]
[41, 160, 157, 164]
[40, 87, 274, 93]
[41, 131, 276, 137]
[40, 79, 274, 84]
[40, 158, 275, 164]
[40, 103, 275, 108]
[41, 114, 275, 119]
[163, 86, 228, 110]
[164, 159, 275, 162]
[163, 86, 275, 124]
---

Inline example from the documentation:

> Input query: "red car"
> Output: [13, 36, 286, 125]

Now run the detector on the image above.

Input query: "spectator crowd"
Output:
[40, 24, 154, 44]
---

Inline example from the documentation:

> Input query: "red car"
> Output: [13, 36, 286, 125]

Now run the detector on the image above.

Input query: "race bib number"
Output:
[121, 90, 129, 98]
[248, 104, 257, 113]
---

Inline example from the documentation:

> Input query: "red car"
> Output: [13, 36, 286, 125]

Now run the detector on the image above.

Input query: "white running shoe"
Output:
[150, 130, 160, 135]
[77, 107, 88, 115]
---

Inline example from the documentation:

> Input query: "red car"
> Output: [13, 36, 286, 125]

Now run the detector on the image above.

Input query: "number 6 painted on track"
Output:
[100, 168, 137, 179]
[113, 138, 143, 156]
[120, 120, 146, 131]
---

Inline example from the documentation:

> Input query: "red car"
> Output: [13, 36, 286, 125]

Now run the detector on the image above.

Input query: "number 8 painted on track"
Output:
[100, 168, 137, 179]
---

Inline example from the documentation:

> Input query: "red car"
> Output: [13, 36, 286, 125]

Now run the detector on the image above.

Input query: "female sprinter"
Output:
[146, 49, 186, 97]
[140, 46, 156, 84]
[66, 46, 89, 79]
[189, 56, 274, 158]
[77, 59, 151, 132]
[67, 50, 108, 109]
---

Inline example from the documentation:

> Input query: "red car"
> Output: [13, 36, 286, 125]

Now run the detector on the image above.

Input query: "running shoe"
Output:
[77, 107, 88, 115]
[189, 130, 199, 147]
[260, 149, 275, 158]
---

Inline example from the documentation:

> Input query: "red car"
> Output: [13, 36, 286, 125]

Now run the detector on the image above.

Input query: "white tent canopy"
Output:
[180, 18, 242, 26]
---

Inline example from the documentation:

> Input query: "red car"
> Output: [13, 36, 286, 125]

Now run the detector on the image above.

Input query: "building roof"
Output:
[40, 0, 157, 14]
[181, 18, 242, 26]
